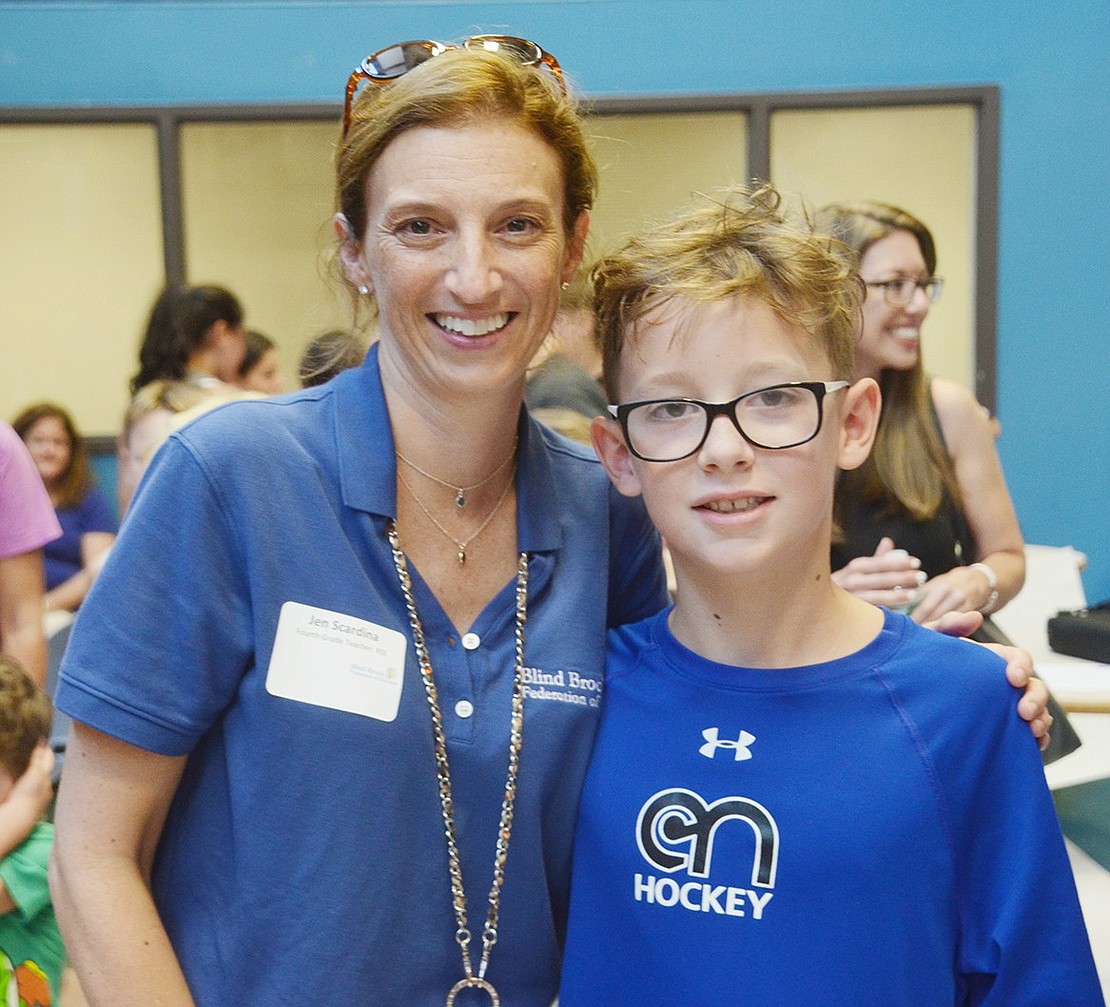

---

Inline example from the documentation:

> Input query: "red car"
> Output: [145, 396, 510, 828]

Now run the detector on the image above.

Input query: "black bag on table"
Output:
[1048, 600, 1110, 665]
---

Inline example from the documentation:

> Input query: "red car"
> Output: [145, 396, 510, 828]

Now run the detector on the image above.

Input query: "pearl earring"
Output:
[357, 284, 369, 296]
[560, 281, 570, 291]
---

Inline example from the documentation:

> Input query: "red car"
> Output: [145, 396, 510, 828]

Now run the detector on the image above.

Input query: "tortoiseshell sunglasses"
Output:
[342, 35, 565, 136]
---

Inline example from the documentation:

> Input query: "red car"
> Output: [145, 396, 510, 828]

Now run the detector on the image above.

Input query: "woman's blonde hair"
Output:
[815, 201, 958, 521]
[592, 184, 863, 401]
[336, 47, 596, 245]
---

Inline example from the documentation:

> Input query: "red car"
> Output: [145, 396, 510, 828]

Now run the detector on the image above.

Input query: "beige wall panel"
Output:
[770, 105, 976, 391]
[0, 123, 164, 436]
[180, 121, 354, 389]
[586, 111, 748, 261]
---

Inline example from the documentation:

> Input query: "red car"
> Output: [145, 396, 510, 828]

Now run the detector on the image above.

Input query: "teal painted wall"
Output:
[2, 0, 1108, 599]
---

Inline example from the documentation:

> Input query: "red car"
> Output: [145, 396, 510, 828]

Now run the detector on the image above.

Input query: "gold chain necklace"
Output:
[396, 439, 517, 508]
[398, 469, 513, 565]
[387, 523, 528, 1007]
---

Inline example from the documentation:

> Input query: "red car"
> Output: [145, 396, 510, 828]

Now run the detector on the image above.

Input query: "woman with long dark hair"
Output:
[130, 283, 247, 395]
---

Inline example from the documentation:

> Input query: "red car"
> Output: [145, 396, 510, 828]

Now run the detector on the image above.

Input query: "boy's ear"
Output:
[837, 377, 881, 472]
[590, 414, 644, 498]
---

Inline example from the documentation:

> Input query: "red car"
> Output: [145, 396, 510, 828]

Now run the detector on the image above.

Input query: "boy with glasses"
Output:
[559, 186, 1101, 1004]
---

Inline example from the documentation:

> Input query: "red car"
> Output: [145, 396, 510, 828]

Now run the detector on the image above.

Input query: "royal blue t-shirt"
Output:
[560, 608, 1102, 1006]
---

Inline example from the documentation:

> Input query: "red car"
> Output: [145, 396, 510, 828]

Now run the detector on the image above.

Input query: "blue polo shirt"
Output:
[57, 344, 667, 1007]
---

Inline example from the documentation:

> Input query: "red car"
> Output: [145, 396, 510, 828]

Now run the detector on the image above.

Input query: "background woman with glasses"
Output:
[817, 201, 1026, 628]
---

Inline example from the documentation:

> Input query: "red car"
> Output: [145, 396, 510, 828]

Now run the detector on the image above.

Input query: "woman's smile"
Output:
[432, 311, 513, 338]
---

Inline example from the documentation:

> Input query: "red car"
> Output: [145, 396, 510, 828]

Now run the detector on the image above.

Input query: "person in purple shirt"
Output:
[0, 421, 60, 686]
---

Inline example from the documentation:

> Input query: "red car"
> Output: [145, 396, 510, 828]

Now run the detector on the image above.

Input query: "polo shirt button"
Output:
[455, 700, 474, 719]
[461, 633, 481, 650]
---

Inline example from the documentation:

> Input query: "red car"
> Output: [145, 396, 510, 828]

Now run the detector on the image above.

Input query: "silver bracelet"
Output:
[969, 562, 999, 615]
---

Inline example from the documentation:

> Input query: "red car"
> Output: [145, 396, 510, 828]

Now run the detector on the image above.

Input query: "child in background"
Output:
[234, 330, 286, 396]
[559, 186, 1101, 1005]
[0, 656, 64, 1005]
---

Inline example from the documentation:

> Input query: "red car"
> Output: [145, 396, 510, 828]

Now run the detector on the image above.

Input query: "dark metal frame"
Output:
[1, 85, 1000, 407]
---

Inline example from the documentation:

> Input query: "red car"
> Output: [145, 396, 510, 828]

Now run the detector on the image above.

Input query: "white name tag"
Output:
[266, 602, 406, 722]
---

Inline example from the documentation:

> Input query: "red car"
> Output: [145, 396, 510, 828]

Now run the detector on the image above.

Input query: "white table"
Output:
[1036, 653, 1110, 714]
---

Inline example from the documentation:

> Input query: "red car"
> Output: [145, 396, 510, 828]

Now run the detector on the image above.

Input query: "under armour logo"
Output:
[699, 728, 756, 761]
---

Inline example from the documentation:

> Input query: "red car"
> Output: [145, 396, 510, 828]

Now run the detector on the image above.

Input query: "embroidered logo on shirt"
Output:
[699, 727, 756, 760]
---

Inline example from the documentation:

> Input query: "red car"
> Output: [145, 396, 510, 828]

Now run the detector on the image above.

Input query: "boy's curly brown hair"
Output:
[0, 656, 52, 780]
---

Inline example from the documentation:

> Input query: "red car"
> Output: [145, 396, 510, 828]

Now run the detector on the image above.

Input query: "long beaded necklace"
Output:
[387, 523, 529, 1007]
[397, 470, 514, 566]
[396, 439, 517, 508]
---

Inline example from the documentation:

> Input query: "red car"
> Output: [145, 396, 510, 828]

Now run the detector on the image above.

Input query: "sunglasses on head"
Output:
[342, 35, 565, 136]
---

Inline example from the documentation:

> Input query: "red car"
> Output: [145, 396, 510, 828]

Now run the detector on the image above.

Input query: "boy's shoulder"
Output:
[875, 614, 1022, 751]
[882, 614, 1009, 689]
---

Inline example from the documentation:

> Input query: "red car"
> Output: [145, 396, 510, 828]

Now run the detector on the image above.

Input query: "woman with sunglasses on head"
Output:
[49, 45, 1047, 1007]
[818, 202, 1026, 629]
[49, 39, 665, 1007]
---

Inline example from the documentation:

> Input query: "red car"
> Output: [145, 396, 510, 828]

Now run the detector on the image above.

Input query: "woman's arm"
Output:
[43, 530, 116, 614]
[910, 379, 1025, 625]
[0, 551, 48, 687]
[50, 722, 195, 1006]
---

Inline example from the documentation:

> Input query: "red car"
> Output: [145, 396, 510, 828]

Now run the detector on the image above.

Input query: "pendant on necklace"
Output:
[458, 547, 467, 565]
[455, 488, 466, 508]
[447, 976, 500, 1006]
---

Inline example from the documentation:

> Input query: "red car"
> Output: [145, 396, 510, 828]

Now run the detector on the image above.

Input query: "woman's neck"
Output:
[379, 355, 525, 489]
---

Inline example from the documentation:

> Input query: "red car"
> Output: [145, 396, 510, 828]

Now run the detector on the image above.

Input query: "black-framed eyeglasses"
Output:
[864, 277, 944, 308]
[607, 381, 851, 462]
[342, 36, 565, 136]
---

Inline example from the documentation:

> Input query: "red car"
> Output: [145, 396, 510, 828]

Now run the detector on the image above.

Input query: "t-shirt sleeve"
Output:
[55, 433, 254, 756]
[606, 484, 668, 630]
[940, 662, 1102, 1003]
[0, 822, 53, 921]
[0, 423, 61, 559]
